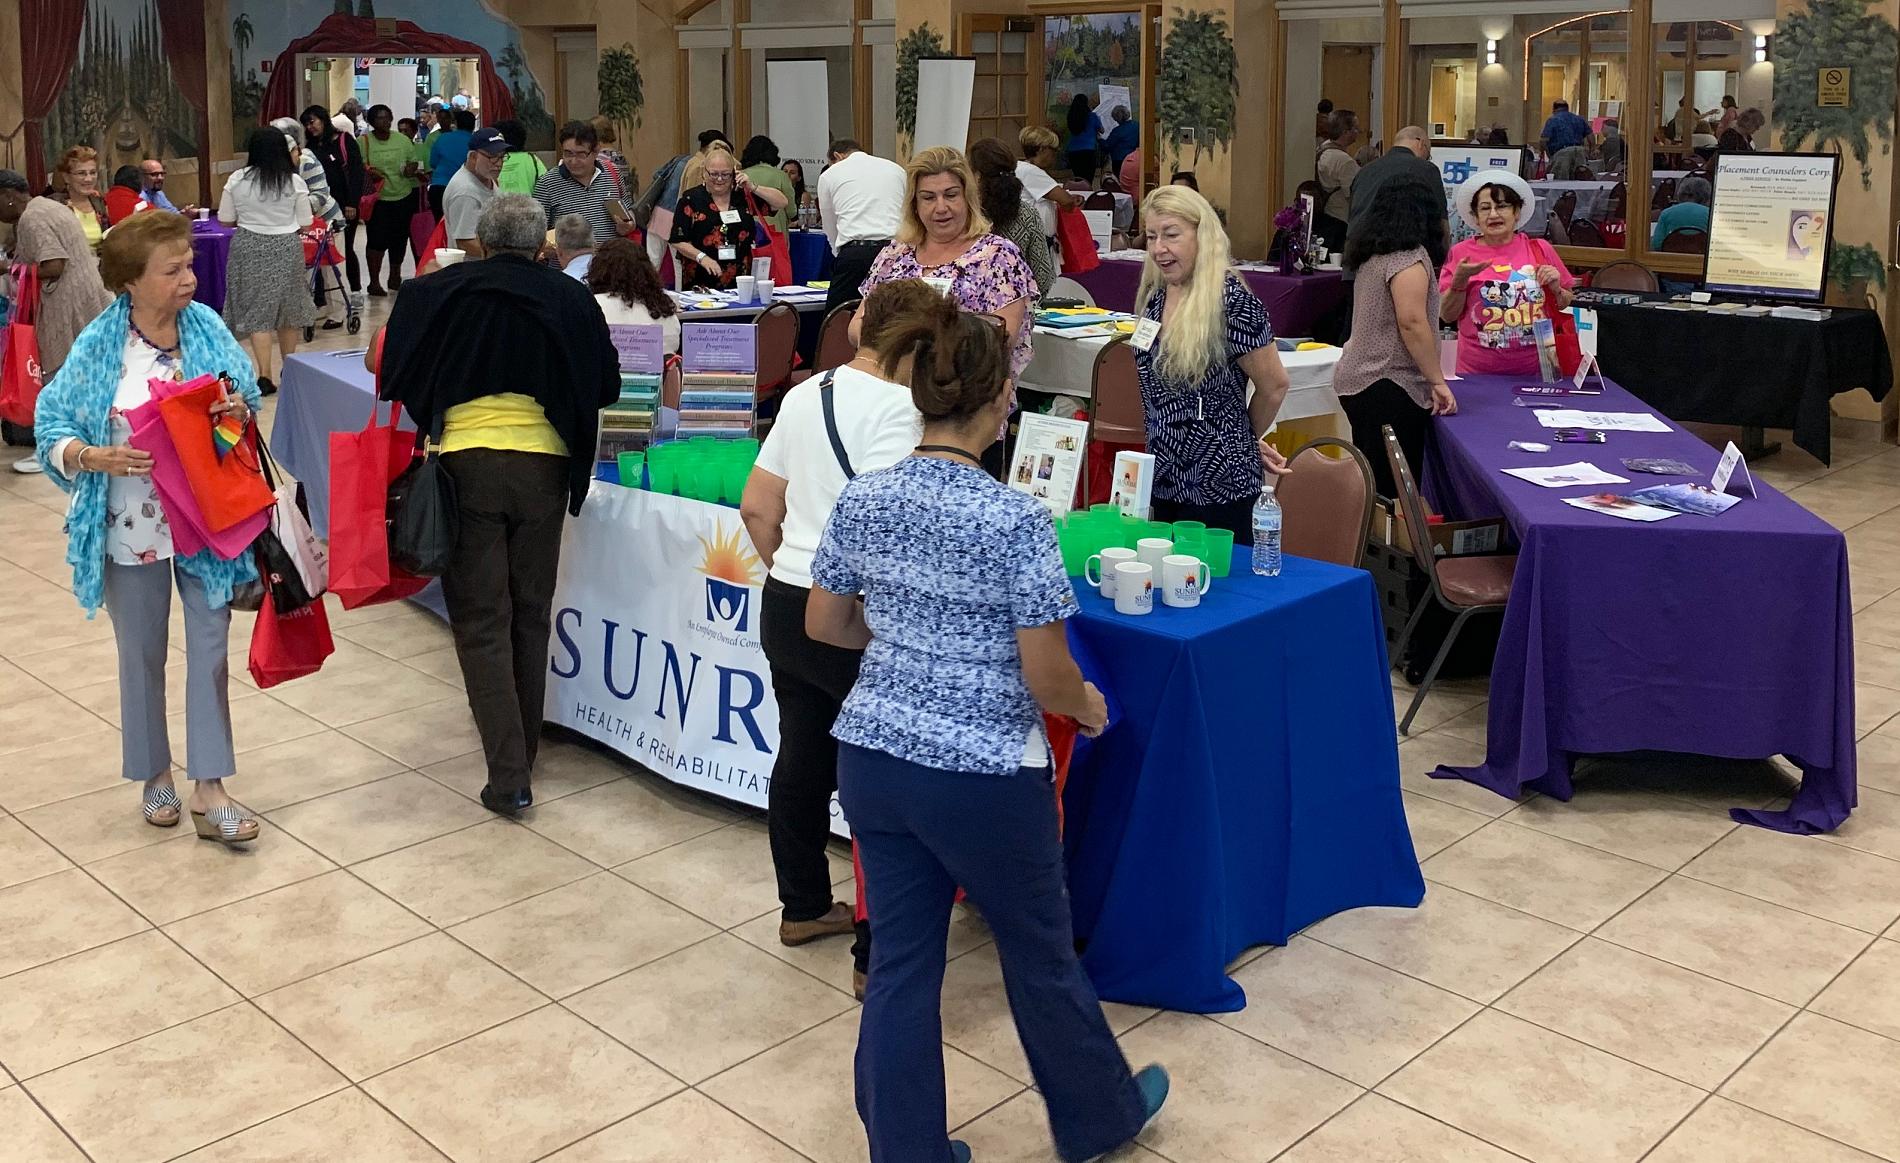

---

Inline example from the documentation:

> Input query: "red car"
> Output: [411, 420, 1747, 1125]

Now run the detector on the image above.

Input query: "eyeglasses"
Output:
[705, 171, 735, 180]
[560, 148, 595, 160]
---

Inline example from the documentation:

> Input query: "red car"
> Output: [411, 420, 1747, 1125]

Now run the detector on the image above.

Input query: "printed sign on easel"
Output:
[1009, 413, 1090, 516]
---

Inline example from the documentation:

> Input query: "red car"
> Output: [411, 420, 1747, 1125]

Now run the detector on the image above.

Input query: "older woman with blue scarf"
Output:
[35, 210, 264, 846]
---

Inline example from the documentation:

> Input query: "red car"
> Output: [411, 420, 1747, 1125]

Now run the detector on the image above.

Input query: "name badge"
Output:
[1130, 318, 1160, 351]
[720, 209, 741, 225]
[717, 246, 737, 261]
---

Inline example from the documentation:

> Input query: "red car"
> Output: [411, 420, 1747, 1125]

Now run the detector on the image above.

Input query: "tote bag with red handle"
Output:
[155, 376, 276, 532]
[327, 333, 430, 608]
[745, 189, 795, 286]
[248, 590, 335, 689]
[1533, 239, 1584, 378]
[0, 265, 43, 429]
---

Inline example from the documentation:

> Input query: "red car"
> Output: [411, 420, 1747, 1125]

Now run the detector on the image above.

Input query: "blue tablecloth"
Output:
[1062, 553, 1425, 1013]
[785, 229, 833, 286]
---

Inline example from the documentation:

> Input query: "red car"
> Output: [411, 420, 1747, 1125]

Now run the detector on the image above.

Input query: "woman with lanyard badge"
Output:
[1130, 184, 1292, 538]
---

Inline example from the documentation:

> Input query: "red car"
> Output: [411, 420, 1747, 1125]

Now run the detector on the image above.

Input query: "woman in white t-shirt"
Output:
[739, 277, 940, 997]
[218, 127, 317, 394]
[585, 237, 681, 352]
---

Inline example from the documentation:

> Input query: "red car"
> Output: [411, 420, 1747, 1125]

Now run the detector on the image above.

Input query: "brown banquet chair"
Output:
[1660, 228, 1709, 255]
[1568, 218, 1606, 248]
[814, 298, 860, 372]
[753, 301, 801, 399]
[1277, 438, 1374, 569]
[1591, 260, 1659, 292]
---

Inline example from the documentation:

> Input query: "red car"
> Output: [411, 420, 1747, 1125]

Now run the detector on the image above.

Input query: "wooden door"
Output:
[1430, 66, 1460, 138]
[964, 15, 1037, 148]
[1321, 45, 1375, 127]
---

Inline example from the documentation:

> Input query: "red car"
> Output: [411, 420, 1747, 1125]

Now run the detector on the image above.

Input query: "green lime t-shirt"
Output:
[742, 164, 798, 231]
[363, 131, 423, 201]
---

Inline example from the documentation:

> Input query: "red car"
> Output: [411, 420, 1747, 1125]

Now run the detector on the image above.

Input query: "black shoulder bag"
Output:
[388, 413, 459, 577]
[818, 369, 856, 479]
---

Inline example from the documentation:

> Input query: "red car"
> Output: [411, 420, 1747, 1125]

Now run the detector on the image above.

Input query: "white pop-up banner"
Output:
[545, 485, 847, 836]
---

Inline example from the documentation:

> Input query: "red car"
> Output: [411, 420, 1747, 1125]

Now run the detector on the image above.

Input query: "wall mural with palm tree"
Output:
[1042, 14, 1142, 134]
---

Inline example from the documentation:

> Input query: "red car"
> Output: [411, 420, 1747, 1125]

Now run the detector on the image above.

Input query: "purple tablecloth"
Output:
[190, 220, 234, 313]
[1423, 375, 1856, 834]
[1070, 259, 1347, 338]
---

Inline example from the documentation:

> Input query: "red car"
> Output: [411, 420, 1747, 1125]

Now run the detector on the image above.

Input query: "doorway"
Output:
[1321, 45, 1375, 130]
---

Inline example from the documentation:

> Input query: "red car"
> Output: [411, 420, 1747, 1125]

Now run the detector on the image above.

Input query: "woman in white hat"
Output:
[1438, 168, 1574, 377]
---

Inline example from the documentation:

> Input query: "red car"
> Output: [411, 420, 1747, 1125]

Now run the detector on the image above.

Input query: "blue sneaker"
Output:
[1134, 1063, 1170, 1124]
[951, 1140, 972, 1163]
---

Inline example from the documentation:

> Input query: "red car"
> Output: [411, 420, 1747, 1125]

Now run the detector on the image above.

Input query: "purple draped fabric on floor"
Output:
[1421, 374, 1857, 834]
[190, 219, 234, 313]
[1069, 259, 1347, 338]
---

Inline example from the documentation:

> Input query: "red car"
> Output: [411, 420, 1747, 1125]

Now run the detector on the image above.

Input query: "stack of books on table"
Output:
[600, 324, 667, 460]
[680, 322, 759, 438]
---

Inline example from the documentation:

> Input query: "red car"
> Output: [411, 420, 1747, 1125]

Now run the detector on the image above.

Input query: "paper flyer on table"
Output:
[1008, 413, 1090, 516]
[1627, 484, 1742, 515]
[1562, 493, 1679, 522]
[1534, 409, 1672, 433]
[1501, 462, 1631, 488]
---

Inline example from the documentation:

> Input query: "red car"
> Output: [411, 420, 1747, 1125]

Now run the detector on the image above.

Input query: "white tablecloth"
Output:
[1016, 329, 1343, 423]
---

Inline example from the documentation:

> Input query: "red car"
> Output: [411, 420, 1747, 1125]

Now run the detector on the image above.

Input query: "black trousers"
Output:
[827, 239, 890, 314]
[1153, 495, 1257, 545]
[1340, 378, 1431, 499]
[440, 449, 570, 795]
[341, 218, 361, 290]
[427, 183, 446, 220]
[1067, 149, 1099, 182]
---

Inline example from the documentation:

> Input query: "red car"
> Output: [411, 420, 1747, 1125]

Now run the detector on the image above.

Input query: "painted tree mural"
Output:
[1157, 7, 1236, 169]
[598, 42, 646, 144]
[43, 0, 197, 171]
[1775, 0, 1897, 189]
[896, 22, 947, 155]
[496, 42, 554, 150]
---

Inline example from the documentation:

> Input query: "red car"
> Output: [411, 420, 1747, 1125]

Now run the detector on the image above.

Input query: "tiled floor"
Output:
[3, 296, 1900, 1160]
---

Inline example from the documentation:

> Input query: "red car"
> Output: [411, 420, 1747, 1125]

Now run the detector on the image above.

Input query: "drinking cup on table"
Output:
[1172, 532, 1207, 565]
[195, 207, 209, 221]
[1136, 536, 1173, 573]
[1171, 520, 1207, 540]
[757, 279, 775, 303]
[1085, 547, 1138, 598]
[1202, 528, 1236, 577]
[1112, 562, 1154, 615]
[435, 248, 466, 267]
[736, 275, 757, 302]
[1162, 554, 1212, 608]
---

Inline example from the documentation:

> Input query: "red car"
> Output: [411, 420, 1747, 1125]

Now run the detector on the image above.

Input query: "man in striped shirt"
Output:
[532, 119, 634, 244]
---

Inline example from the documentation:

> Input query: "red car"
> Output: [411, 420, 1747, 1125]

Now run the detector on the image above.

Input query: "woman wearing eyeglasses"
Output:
[669, 142, 786, 292]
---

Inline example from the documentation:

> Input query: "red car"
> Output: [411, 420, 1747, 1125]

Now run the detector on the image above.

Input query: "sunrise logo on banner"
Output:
[698, 525, 762, 632]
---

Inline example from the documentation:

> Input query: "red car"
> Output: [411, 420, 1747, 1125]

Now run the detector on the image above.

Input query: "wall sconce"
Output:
[1486, 39, 1498, 66]
[1754, 35, 1768, 63]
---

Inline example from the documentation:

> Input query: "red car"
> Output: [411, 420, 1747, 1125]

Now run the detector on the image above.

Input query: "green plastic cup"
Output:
[721, 459, 752, 504]
[1089, 503, 1118, 515]
[1171, 520, 1207, 540]
[616, 452, 645, 489]
[647, 460, 678, 494]
[1173, 532, 1207, 565]
[1057, 527, 1091, 577]
[1203, 528, 1236, 577]
[1141, 521, 1173, 543]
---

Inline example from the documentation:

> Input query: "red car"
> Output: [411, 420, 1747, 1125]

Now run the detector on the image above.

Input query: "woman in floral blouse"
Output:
[668, 142, 784, 292]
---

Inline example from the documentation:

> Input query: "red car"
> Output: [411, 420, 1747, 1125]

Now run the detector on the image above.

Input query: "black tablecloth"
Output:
[1592, 303, 1891, 464]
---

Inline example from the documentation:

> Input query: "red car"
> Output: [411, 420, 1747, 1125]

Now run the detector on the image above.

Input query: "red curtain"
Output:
[259, 13, 515, 129]
[17, 0, 87, 190]
[153, 0, 214, 206]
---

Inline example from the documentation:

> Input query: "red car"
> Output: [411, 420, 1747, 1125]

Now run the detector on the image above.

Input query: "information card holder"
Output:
[1711, 441, 1758, 499]
[1571, 351, 1606, 394]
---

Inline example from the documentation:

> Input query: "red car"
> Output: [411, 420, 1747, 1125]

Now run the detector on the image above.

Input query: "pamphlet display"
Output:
[1009, 413, 1089, 516]
[598, 325, 666, 464]
[679, 323, 758, 439]
[1705, 152, 1842, 302]
[1110, 451, 1155, 519]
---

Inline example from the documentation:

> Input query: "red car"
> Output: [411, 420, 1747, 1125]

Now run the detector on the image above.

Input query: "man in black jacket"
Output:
[377, 193, 620, 816]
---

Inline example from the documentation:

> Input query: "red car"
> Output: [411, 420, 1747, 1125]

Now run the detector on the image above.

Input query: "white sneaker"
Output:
[11, 456, 41, 474]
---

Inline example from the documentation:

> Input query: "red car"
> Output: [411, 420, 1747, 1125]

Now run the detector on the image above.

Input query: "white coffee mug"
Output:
[1136, 536, 1173, 574]
[757, 278, 775, 303]
[195, 207, 209, 221]
[735, 274, 757, 302]
[1161, 554, 1212, 608]
[435, 248, 466, 267]
[1113, 562, 1154, 615]
[1085, 547, 1138, 598]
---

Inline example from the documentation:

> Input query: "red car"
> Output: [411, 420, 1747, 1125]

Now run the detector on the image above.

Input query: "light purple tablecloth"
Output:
[1422, 375, 1856, 834]
[1070, 259, 1348, 339]
[190, 220, 234, 313]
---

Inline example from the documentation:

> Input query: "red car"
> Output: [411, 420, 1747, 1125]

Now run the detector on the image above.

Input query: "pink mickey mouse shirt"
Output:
[1438, 234, 1575, 377]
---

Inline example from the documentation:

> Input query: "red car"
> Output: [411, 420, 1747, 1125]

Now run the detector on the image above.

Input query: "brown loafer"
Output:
[778, 902, 856, 947]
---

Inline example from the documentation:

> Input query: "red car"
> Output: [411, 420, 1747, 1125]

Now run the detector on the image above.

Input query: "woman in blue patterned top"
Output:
[1133, 184, 1293, 540]
[808, 297, 1168, 1163]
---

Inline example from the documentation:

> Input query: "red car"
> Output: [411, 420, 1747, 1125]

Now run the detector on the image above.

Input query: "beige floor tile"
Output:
[1399, 792, 1492, 862]
[1378, 1010, 1703, 1163]
[521, 772, 739, 865]
[448, 872, 717, 998]
[935, 943, 1154, 1085]
[1494, 937, 1793, 1088]
[1855, 731, 1900, 796]
[227, 729, 407, 813]
[1390, 682, 1484, 734]
[0, 814, 71, 888]
[362, 1006, 681, 1163]
[702, 1008, 1022, 1163]
[1276, 1092, 1523, 1163]
[1422, 821, 1668, 930]
[351, 819, 597, 926]
[165, 870, 433, 997]
[1114, 1012, 1359, 1163]
[12, 638, 181, 694]
[568, 933, 854, 1083]
[618, 822, 847, 928]
[66, 667, 261, 728]
[0, 1085, 88, 1162]
[172, 1087, 448, 1162]
[16, 783, 188, 866]
[166, 693, 325, 758]
[1719, 1012, 1900, 1160]
[1856, 640, 1900, 692]
[1305, 884, 1580, 1003]
[341, 697, 483, 769]
[0, 692, 114, 760]
[948, 1089, 1170, 1162]
[729, 901, 993, 998]
[335, 609, 455, 660]
[26, 1002, 346, 1163]
[258, 932, 543, 1080]
[1504, 785, 1737, 869]
[266, 653, 460, 728]
[0, 658, 53, 702]
[85, 822, 336, 925]
[1216, 936, 1477, 1087]
[265, 771, 491, 865]
[422, 737, 631, 804]
[1680, 825, 1900, 933]
[1594, 876, 1873, 1006]
[1427, 703, 1489, 745]
[1854, 682, 1900, 738]
[1644, 1096, 1885, 1163]
[0, 930, 237, 1079]
[1809, 937, 1900, 1042]
[544, 1090, 805, 1162]
[0, 867, 149, 977]
[1818, 785, 1900, 862]
[1394, 733, 1527, 817]
[402, 645, 467, 689]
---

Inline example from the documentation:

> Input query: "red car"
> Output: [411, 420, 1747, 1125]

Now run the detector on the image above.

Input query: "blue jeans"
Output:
[839, 742, 1146, 1162]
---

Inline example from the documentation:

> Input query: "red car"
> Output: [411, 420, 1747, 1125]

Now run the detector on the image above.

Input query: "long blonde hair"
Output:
[895, 146, 991, 247]
[1135, 185, 1234, 387]
[681, 142, 738, 194]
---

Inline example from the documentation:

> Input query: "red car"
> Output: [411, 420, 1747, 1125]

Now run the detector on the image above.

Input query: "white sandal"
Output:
[191, 804, 259, 846]
[141, 782, 181, 828]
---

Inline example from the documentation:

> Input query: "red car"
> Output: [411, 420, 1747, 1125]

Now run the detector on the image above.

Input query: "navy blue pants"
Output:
[838, 742, 1147, 1163]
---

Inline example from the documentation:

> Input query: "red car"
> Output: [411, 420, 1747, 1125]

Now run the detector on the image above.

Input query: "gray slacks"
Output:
[103, 559, 236, 782]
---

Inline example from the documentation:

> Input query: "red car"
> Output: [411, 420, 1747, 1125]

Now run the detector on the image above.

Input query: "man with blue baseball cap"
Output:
[444, 127, 511, 256]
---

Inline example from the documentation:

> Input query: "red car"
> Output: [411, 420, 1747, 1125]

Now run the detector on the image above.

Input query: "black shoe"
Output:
[367, 284, 387, 297]
[257, 377, 276, 397]
[479, 785, 533, 817]
[322, 318, 344, 330]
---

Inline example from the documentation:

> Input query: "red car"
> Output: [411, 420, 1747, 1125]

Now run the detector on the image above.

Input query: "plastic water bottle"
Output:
[1251, 485, 1282, 577]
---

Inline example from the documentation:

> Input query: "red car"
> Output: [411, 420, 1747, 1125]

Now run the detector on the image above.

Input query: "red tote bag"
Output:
[1533, 239, 1583, 377]
[327, 336, 430, 608]
[0, 265, 43, 429]
[248, 591, 335, 689]
[1055, 206, 1102, 276]
[155, 376, 275, 532]
[745, 190, 795, 286]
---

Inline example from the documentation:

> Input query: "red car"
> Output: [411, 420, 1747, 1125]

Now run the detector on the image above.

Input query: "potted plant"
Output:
[1827, 241, 1887, 308]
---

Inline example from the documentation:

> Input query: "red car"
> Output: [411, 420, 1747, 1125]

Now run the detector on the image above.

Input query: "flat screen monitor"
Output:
[1704, 151, 1841, 302]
